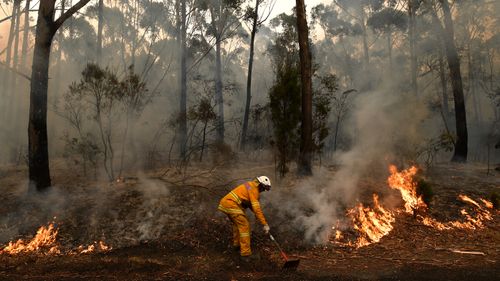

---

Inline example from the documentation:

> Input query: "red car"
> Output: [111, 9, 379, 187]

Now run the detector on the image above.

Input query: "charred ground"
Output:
[0, 161, 498, 281]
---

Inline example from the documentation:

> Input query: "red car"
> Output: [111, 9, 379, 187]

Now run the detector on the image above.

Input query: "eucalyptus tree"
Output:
[438, 0, 468, 162]
[296, 0, 313, 175]
[28, 0, 92, 191]
[240, 0, 275, 150]
[199, 0, 245, 143]
[367, 6, 407, 75]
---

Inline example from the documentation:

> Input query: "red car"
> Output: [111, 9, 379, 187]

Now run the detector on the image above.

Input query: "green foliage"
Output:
[188, 97, 217, 122]
[62, 133, 100, 177]
[416, 178, 434, 207]
[269, 66, 301, 177]
[313, 74, 338, 154]
[416, 132, 455, 167]
[62, 63, 150, 180]
[312, 4, 362, 37]
[367, 7, 407, 32]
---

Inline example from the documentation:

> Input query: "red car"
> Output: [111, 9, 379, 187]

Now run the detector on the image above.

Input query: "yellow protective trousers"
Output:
[227, 213, 252, 256]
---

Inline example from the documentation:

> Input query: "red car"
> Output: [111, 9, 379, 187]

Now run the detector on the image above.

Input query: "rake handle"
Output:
[269, 233, 289, 261]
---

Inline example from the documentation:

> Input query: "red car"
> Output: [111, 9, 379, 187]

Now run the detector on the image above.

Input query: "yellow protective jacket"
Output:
[218, 180, 268, 226]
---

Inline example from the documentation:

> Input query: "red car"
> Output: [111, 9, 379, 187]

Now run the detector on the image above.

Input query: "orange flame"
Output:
[422, 195, 494, 230]
[76, 241, 111, 254]
[332, 165, 496, 248]
[1, 222, 112, 255]
[347, 194, 395, 247]
[387, 165, 426, 213]
[0, 223, 60, 255]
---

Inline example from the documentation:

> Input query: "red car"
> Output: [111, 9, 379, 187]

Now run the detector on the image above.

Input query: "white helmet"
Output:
[256, 176, 271, 190]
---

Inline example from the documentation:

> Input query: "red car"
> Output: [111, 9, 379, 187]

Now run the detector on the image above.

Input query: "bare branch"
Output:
[0, 15, 12, 24]
[0, 61, 31, 81]
[53, 0, 91, 31]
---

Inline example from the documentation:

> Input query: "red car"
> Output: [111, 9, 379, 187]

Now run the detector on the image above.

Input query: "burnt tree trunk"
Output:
[296, 0, 313, 175]
[440, 0, 468, 162]
[241, 0, 259, 150]
[28, 0, 92, 191]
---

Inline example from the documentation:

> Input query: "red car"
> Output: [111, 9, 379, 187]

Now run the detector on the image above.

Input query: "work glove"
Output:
[263, 225, 270, 235]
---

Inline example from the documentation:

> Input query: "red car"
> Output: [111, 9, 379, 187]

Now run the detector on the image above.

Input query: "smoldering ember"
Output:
[0, 0, 499, 280]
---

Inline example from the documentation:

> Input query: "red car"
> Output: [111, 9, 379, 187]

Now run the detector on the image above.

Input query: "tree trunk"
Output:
[240, 0, 259, 150]
[361, 11, 369, 67]
[1, 0, 20, 111]
[440, 0, 468, 162]
[296, 0, 313, 175]
[179, 0, 187, 159]
[387, 31, 393, 75]
[438, 48, 450, 127]
[28, 0, 92, 191]
[20, 0, 31, 71]
[12, 2, 21, 70]
[28, 0, 57, 191]
[408, 0, 418, 97]
[96, 0, 104, 61]
[215, 37, 224, 143]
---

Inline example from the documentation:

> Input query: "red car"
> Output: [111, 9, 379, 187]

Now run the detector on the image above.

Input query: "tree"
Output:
[367, 7, 407, 75]
[296, 0, 313, 175]
[179, 0, 188, 160]
[201, 0, 244, 143]
[28, 0, 92, 191]
[96, 0, 104, 61]
[408, 0, 419, 97]
[437, 0, 468, 162]
[240, 0, 274, 150]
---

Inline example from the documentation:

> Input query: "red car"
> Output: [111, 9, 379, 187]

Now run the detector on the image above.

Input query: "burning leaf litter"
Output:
[0, 222, 111, 255]
[333, 165, 496, 248]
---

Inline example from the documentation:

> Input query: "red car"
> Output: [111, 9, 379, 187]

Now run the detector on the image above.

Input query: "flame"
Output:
[332, 165, 496, 248]
[387, 165, 426, 213]
[347, 194, 395, 247]
[76, 241, 111, 254]
[0, 223, 60, 255]
[421, 195, 494, 230]
[1, 222, 112, 255]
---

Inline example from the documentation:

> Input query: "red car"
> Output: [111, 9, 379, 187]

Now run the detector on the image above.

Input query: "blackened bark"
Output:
[296, 0, 313, 175]
[440, 0, 468, 162]
[28, 0, 92, 191]
[29, 0, 57, 191]
[240, 0, 259, 150]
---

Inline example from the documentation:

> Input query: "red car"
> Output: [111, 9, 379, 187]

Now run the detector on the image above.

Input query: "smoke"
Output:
[268, 80, 429, 244]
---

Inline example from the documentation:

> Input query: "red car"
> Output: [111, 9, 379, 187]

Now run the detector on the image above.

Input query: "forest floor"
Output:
[0, 158, 498, 281]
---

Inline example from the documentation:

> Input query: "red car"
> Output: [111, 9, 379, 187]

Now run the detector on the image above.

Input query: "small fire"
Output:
[347, 194, 395, 247]
[421, 194, 494, 230]
[0, 223, 60, 255]
[0, 222, 112, 255]
[76, 241, 111, 254]
[387, 165, 426, 213]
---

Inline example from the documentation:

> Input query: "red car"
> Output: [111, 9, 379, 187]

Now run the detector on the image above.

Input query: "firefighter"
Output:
[218, 176, 271, 260]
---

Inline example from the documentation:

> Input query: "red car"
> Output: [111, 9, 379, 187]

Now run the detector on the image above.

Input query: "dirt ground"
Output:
[0, 160, 498, 281]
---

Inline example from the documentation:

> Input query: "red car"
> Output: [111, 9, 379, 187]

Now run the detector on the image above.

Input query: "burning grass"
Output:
[0, 222, 111, 256]
[332, 165, 497, 248]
